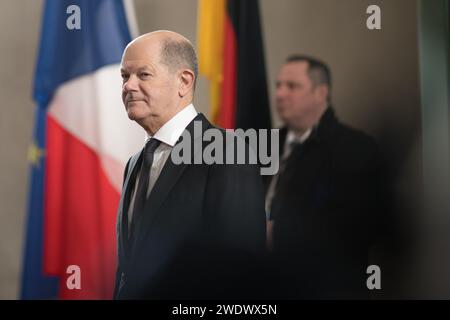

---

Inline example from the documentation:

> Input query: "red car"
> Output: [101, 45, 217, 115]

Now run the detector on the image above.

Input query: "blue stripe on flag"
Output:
[20, 107, 59, 299]
[33, 0, 132, 108]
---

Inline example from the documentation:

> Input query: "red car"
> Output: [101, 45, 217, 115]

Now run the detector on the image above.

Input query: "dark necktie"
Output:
[266, 140, 302, 218]
[276, 140, 302, 189]
[130, 138, 161, 237]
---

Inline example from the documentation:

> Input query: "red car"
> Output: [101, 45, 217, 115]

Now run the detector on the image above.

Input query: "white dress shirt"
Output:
[127, 104, 198, 228]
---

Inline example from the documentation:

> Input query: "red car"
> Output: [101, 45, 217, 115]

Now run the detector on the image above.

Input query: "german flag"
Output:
[197, 0, 272, 130]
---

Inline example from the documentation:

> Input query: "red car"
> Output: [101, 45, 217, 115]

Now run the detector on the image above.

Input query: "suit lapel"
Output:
[279, 127, 288, 156]
[131, 113, 209, 257]
[118, 151, 142, 258]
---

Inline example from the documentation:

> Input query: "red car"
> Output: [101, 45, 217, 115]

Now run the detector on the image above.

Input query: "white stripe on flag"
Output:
[48, 64, 144, 191]
[124, 0, 139, 39]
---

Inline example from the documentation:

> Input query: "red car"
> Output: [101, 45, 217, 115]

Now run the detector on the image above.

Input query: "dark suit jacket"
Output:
[114, 113, 266, 299]
[269, 107, 384, 299]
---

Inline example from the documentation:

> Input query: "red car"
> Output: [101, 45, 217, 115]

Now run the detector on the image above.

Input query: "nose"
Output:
[122, 74, 139, 93]
[275, 84, 287, 101]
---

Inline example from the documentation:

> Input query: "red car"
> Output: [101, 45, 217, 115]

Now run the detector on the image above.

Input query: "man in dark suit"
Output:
[114, 31, 266, 299]
[266, 55, 385, 299]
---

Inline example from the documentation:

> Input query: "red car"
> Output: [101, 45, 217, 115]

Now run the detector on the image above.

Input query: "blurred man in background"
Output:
[266, 55, 385, 299]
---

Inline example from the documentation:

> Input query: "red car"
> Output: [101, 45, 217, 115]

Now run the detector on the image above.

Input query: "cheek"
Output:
[140, 85, 151, 98]
[294, 92, 311, 106]
[142, 82, 168, 99]
[158, 86, 177, 102]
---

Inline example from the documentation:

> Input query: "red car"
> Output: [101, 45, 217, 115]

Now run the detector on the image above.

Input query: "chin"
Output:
[126, 106, 144, 120]
[277, 112, 290, 124]
[126, 109, 138, 121]
[126, 112, 145, 124]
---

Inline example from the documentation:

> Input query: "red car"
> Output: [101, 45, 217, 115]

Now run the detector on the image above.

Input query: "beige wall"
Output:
[0, 0, 44, 299]
[0, 0, 423, 299]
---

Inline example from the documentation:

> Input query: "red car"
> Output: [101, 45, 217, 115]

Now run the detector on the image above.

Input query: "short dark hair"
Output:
[285, 54, 332, 102]
[159, 38, 198, 89]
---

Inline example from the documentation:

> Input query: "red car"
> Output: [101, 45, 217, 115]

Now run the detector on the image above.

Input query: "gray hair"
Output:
[160, 38, 198, 89]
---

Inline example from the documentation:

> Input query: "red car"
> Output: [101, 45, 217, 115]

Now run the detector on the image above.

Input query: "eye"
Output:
[140, 72, 151, 78]
[121, 73, 129, 81]
[287, 82, 300, 90]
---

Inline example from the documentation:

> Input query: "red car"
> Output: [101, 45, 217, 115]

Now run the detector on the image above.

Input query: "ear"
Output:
[178, 69, 195, 98]
[315, 84, 329, 103]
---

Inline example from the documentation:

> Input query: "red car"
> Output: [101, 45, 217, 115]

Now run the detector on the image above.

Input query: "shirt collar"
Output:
[286, 128, 312, 145]
[145, 103, 198, 147]
[285, 106, 333, 146]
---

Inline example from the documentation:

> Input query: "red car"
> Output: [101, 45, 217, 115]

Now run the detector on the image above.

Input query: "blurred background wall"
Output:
[0, 0, 439, 298]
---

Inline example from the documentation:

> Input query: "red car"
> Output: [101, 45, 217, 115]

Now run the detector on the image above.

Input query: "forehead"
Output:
[277, 61, 310, 80]
[121, 40, 161, 70]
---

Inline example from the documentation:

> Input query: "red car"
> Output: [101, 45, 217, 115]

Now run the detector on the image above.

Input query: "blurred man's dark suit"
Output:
[113, 113, 266, 299]
[268, 107, 385, 299]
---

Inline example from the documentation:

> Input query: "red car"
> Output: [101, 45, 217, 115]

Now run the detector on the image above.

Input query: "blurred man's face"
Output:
[120, 38, 179, 131]
[275, 61, 322, 128]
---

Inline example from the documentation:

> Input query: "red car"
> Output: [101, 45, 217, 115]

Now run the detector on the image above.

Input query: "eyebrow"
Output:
[120, 66, 152, 73]
[275, 80, 301, 87]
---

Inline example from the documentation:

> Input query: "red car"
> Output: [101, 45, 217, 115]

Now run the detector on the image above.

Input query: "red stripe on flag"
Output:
[218, 13, 237, 129]
[44, 115, 119, 299]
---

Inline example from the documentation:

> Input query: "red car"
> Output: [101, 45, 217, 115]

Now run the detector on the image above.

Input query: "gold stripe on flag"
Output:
[197, 0, 226, 123]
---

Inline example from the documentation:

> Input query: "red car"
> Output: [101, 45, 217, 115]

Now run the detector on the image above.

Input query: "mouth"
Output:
[127, 100, 144, 105]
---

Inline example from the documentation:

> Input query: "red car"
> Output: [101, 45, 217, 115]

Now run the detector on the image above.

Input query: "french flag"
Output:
[21, 0, 143, 299]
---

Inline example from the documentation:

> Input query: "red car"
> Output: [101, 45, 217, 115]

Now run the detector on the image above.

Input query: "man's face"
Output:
[120, 39, 179, 128]
[275, 61, 322, 127]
